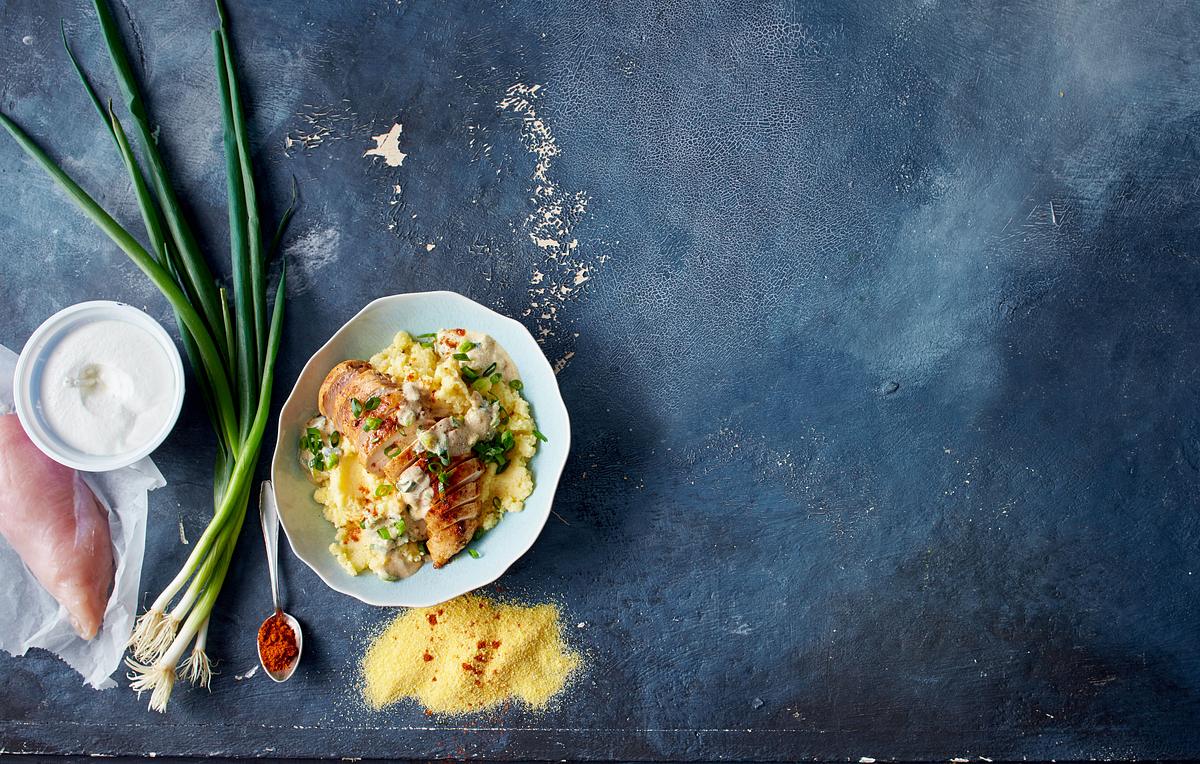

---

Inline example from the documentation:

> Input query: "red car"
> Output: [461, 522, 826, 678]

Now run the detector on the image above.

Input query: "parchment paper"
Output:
[0, 343, 164, 689]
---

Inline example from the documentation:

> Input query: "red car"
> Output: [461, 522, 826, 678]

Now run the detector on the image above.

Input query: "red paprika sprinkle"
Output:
[257, 612, 299, 674]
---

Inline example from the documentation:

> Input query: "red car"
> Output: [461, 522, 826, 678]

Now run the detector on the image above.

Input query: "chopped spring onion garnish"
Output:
[363, 417, 382, 431]
[418, 541, 428, 555]
[461, 365, 479, 382]
[533, 429, 548, 442]
[393, 520, 407, 536]
[325, 452, 340, 469]
[490, 373, 502, 384]
[492, 496, 502, 510]
[468, 548, 481, 559]
[364, 396, 381, 411]
[460, 340, 476, 352]
[472, 377, 490, 392]
[414, 332, 436, 340]
[480, 362, 497, 378]
[351, 398, 364, 417]
[384, 443, 402, 459]
[472, 429, 514, 472]
[420, 340, 435, 349]
[508, 379, 523, 391]
[330, 431, 341, 447]
[377, 527, 391, 540]
[310, 454, 326, 471]
[439, 450, 450, 466]
[375, 483, 394, 497]
[359, 519, 367, 528]
[453, 352, 470, 361]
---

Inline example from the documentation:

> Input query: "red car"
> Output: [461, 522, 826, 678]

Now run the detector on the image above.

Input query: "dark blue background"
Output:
[1, 0, 1198, 759]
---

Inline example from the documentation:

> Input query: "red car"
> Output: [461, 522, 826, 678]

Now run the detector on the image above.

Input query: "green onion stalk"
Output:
[0, 0, 296, 712]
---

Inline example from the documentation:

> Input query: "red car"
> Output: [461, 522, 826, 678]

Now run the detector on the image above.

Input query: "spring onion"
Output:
[364, 396, 381, 411]
[375, 484, 394, 498]
[453, 352, 470, 361]
[468, 548, 481, 559]
[351, 398, 364, 417]
[1, 0, 297, 712]
[363, 417, 383, 431]
[533, 429, 548, 442]
[384, 443, 402, 459]
[459, 340, 476, 353]
[509, 379, 524, 391]
[377, 527, 391, 541]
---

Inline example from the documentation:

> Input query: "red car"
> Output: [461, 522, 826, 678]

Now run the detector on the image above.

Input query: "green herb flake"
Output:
[453, 352, 470, 361]
[492, 496, 502, 510]
[468, 548, 481, 559]
[330, 431, 341, 447]
[326, 452, 340, 469]
[414, 332, 437, 340]
[472, 377, 490, 392]
[359, 519, 368, 528]
[508, 379, 524, 391]
[375, 483, 394, 497]
[420, 340, 435, 349]
[350, 398, 364, 417]
[310, 454, 326, 471]
[490, 373, 502, 384]
[384, 444, 402, 459]
[459, 340, 476, 353]
[364, 396, 381, 412]
[480, 362, 497, 378]
[533, 429, 548, 442]
[363, 417, 383, 431]
[377, 527, 391, 540]
[394, 520, 407, 536]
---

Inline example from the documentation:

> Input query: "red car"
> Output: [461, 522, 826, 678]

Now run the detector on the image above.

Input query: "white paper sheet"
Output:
[0, 343, 163, 689]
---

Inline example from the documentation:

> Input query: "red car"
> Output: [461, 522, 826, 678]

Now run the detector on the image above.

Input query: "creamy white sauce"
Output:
[38, 319, 176, 456]
[435, 329, 519, 381]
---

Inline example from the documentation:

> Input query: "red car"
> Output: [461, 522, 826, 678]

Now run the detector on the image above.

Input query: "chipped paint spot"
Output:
[364, 123, 407, 167]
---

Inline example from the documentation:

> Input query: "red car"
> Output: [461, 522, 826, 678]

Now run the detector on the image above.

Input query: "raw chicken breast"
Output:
[0, 414, 113, 639]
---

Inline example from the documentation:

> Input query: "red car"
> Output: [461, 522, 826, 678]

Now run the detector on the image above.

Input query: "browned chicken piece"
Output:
[319, 360, 417, 473]
[320, 359, 491, 567]
[425, 457, 486, 567]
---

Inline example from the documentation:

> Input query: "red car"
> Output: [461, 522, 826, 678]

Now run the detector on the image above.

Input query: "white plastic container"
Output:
[13, 301, 185, 472]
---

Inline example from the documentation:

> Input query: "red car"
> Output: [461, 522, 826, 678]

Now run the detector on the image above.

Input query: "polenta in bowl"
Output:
[300, 329, 543, 581]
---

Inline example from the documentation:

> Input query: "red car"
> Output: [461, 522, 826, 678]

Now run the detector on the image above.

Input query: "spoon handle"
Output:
[259, 481, 281, 613]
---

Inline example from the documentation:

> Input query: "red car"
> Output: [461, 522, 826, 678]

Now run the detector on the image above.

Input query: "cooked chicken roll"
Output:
[425, 457, 485, 567]
[318, 360, 418, 474]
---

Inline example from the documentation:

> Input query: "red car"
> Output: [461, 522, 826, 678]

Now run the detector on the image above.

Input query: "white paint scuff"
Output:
[364, 123, 407, 167]
[286, 226, 343, 297]
[498, 83, 598, 349]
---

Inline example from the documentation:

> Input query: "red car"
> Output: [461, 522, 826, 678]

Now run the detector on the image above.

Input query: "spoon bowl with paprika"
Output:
[258, 481, 302, 681]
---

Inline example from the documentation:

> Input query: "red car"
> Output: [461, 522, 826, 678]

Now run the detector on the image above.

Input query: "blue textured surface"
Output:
[1, 0, 1199, 759]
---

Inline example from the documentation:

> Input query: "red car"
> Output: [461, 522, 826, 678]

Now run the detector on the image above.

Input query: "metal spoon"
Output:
[257, 481, 302, 682]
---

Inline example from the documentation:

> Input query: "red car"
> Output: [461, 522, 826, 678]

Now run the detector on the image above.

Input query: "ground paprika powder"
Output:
[257, 611, 299, 674]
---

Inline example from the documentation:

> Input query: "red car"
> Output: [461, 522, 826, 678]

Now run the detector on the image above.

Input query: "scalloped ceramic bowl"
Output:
[271, 292, 570, 607]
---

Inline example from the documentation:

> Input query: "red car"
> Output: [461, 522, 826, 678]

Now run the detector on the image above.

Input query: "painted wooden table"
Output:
[1, 0, 1199, 759]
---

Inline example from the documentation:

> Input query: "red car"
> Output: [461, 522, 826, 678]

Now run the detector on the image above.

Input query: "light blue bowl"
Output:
[270, 292, 570, 607]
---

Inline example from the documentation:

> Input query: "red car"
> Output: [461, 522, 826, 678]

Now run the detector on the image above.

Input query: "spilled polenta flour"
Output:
[498, 84, 600, 349]
[361, 593, 580, 715]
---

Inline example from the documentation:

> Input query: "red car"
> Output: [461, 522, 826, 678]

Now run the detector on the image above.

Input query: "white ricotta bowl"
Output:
[270, 292, 571, 607]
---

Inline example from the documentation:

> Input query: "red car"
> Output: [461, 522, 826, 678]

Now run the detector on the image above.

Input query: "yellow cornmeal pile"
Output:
[361, 593, 580, 714]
